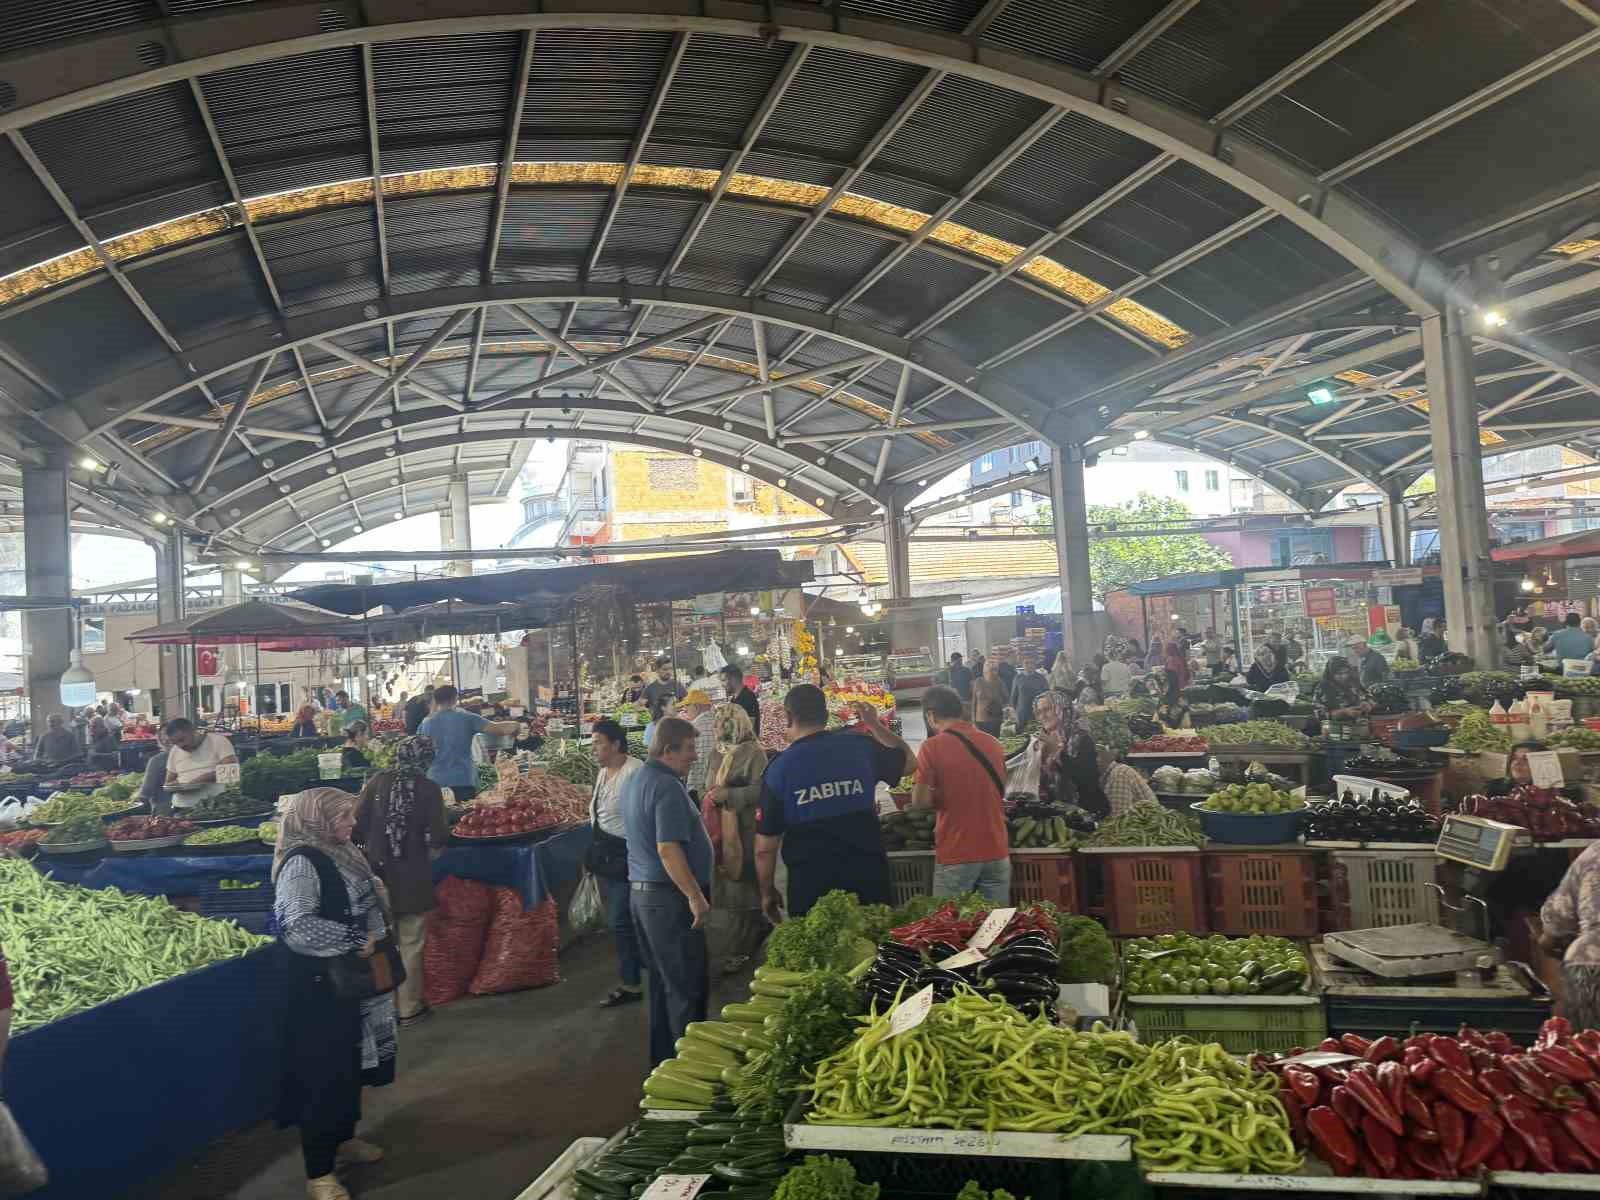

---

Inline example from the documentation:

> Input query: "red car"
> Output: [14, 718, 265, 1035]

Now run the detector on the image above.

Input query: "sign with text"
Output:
[1528, 750, 1565, 788]
[936, 947, 987, 970]
[889, 985, 934, 1037]
[967, 907, 1017, 951]
[640, 1175, 713, 1200]
[1303, 588, 1337, 619]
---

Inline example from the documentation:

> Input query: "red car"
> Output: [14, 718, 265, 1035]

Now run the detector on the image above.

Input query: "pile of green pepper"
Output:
[807, 990, 1301, 1174]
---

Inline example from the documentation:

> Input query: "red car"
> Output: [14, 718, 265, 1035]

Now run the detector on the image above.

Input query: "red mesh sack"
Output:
[468, 890, 561, 995]
[423, 876, 495, 1007]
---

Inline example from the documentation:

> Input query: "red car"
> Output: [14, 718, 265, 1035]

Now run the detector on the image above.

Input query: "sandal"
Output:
[599, 987, 643, 1008]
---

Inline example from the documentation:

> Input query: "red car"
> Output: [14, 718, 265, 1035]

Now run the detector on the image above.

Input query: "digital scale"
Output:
[1434, 812, 1529, 871]
[1323, 923, 1493, 979]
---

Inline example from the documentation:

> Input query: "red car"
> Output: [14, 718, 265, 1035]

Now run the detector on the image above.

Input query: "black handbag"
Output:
[285, 846, 406, 1001]
[585, 827, 630, 882]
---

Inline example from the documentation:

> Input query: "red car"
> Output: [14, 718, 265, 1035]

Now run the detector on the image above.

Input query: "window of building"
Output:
[1204, 469, 1219, 492]
[1009, 492, 1022, 507]
[731, 473, 753, 502]
[1174, 470, 1189, 492]
[978, 452, 995, 472]
[83, 616, 106, 654]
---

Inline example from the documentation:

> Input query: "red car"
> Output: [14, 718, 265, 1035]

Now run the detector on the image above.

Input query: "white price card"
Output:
[215, 762, 241, 787]
[937, 947, 987, 970]
[640, 1174, 713, 1200]
[889, 984, 935, 1037]
[508, 706, 524, 717]
[966, 907, 1017, 951]
[1528, 750, 1565, 788]
[620, 712, 639, 727]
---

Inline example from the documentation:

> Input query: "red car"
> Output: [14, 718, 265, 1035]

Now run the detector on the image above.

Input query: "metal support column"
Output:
[882, 496, 911, 601]
[154, 529, 188, 719]
[1420, 309, 1498, 667]
[1048, 445, 1098, 665]
[447, 477, 473, 578]
[21, 455, 72, 735]
[1380, 486, 1413, 567]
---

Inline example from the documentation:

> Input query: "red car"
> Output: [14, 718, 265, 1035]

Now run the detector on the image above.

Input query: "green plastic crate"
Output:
[1124, 993, 1327, 1055]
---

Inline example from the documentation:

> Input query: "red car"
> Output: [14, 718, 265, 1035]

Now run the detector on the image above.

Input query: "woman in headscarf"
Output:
[272, 788, 397, 1200]
[1048, 650, 1075, 692]
[1245, 644, 1288, 693]
[353, 736, 448, 1026]
[1031, 689, 1076, 808]
[703, 703, 771, 973]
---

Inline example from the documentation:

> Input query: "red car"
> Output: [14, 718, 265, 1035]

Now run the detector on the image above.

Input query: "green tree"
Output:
[1033, 492, 1233, 599]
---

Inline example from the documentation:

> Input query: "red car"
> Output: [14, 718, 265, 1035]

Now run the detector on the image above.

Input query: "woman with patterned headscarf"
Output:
[272, 787, 396, 1200]
[703, 703, 770, 973]
[353, 736, 448, 1027]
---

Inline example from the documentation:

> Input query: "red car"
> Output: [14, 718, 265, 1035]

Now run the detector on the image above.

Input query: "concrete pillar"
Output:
[445, 477, 473, 578]
[154, 531, 188, 720]
[882, 497, 911, 601]
[1380, 487, 1412, 567]
[1421, 308, 1499, 667]
[1048, 444, 1097, 665]
[220, 567, 243, 605]
[21, 456, 72, 735]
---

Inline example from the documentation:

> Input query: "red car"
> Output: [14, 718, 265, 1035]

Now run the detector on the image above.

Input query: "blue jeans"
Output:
[602, 876, 642, 988]
[932, 857, 1012, 905]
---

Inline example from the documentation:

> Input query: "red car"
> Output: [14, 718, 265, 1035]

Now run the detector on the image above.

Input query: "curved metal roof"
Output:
[0, 1, 1597, 554]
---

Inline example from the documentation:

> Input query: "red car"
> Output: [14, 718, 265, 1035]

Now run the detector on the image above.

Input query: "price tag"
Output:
[1277, 1051, 1361, 1069]
[937, 947, 987, 970]
[640, 1175, 713, 1200]
[215, 762, 241, 787]
[620, 712, 639, 727]
[966, 907, 1017, 951]
[1527, 750, 1565, 788]
[508, 706, 524, 717]
[888, 984, 934, 1037]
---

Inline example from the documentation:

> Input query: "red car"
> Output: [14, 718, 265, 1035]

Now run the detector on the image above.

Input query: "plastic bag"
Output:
[0, 1100, 47, 1197]
[422, 876, 495, 1007]
[1005, 737, 1044, 799]
[469, 891, 560, 994]
[568, 871, 605, 933]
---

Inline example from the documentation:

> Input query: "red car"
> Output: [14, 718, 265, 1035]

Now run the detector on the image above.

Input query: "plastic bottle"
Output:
[1527, 692, 1549, 739]
[1488, 699, 1509, 731]
[1507, 698, 1531, 741]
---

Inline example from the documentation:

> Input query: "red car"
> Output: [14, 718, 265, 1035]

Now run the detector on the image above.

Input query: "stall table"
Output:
[1208, 746, 1316, 788]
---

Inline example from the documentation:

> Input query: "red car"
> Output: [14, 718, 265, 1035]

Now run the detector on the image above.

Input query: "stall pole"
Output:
[669, 602, 678, 674]
[253, 640, 262, 730]
[571, 609, 582, 721]
[1230, 584, 1245, 667]
[1139, 596, 1149, 649]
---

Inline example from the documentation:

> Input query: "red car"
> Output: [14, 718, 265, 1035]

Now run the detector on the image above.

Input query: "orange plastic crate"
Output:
[1096, 850, 1207, 936]
[1009, 850, 1083, 912]
[1204, 849, 1319, 937]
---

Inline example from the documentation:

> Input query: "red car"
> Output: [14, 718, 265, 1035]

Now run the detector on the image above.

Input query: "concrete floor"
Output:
[227, 934, 752, 1200]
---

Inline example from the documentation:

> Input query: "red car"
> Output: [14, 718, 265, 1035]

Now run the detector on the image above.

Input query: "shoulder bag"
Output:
[941, 728, 1007, 802]
[284, 846, 405, 1001]
[585, 770, 631, 881]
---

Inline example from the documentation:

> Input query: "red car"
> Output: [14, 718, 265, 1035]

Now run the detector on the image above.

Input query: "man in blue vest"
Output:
[754, 684, 913, 923]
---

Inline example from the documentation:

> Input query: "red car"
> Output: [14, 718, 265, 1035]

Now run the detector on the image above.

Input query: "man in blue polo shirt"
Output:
[621, 716, 713, 1066]
[418, 685, 519, 800]
[754, 684, 913, 923]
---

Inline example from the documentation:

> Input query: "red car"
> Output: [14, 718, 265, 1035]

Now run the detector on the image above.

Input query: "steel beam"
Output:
[304, 339, 462, 411]
[189, 79, 284, 313]
[360, 44, 390, 295]
[485, 31, 536, 284]
[665, 352, 880, 415]
[333, 309, 472, 437]
[192, 352, 276, 494]
[873, 365, 912, 485]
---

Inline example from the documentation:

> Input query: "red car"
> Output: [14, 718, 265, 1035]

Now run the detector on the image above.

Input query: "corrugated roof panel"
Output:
[850, 171, 950, 221]
[837, 0, 987, 34]
[674, 205, 801, 295]
[592, 193, 701, 286]
[873, 74, 1054, 196]
[26, 83, 228, 240]
[0, 0, 158, 56]
[952, 201, 1048, 255]
[765, 219, 898, 313]
[0, 276, 164, 393]
[372, 33, 520, 175]
[1153, 217, 1353, 325]
[936, 283, 1085, 365]
[386, 192, 493, 296]
[654, 33, 791, 148]
[843, 248, 989, 336]
[521, 29, 673, 140]
[976, 111, 1159, 230]
[0, 138, 77, 275]
[197, 47, 369, 197]
[129, 233, 277, 344]
[254, 206, 382, 316]
[495, 193, 605, 284]
[641, 142, 729, 172]
[514, 137, 632, 164]
[758, 48, 927, 163]
[985, 0, 1169, 73]
[1000, 317, 1154, 399]
[738, 151, 843, 190]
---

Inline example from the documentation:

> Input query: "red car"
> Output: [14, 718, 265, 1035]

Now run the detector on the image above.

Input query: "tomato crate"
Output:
[886, 850, 935, 907]
[1327, 849, 1441, 930]
[1123, 990, 1326, 1056]
[1083, 847, 1206, 936]
[1203, 847, 1319, 938]
[1009, 849, 1083, 911]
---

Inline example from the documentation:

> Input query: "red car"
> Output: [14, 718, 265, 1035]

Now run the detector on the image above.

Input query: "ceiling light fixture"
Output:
[1306, 386, 1336, 406]
[1133, 430, 1150, 440]
[79, 456, 100, 471]
[152, 512, 169, 524]
[1482, 309, 1509, 329]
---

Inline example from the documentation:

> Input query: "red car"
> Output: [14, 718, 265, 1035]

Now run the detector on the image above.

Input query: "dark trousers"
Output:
[603, 876, 643, 988]
[976, 718, 1002, 737]
[630, 886, 709, 1067]
[282, 959, 362, 1178]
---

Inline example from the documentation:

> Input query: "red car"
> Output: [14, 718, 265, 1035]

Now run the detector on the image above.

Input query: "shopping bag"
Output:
[568, 870, 605, 934]
[1005, 736, 1044, 800]
[0, 1101, 46, 1196]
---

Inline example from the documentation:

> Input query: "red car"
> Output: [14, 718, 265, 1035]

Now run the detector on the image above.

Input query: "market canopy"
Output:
[291, 550, 813, 616]
[125, 599, 361, 648]
[1490, 529, 1600, 563]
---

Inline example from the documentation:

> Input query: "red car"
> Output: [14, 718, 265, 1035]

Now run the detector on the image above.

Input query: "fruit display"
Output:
[1446, 709, 1513, 753]
[258, 820, 278, 844]
[1256, 1019, 1600, 1179]
[1555, 676, 1600, 696]
[106, 814, 196, 841]
[0, 828, 48, 854]
[1082, 801, 1204, 848]
[1128, 734, 1207, 754]
[183, 825, 262, 847]
[182, 789, 271, 821]
[1007, 799, 1095, 848]
[1391, 656, 1421, 672]
[1549, 727, 1600, 750]
[0, 858, 270, 1030]
[879, 807, 934, 851]
[31, 790, 139, 823]
[1200, 719, 1311, 748]
[1122, 933, 1309, 997]
[1460, 788, 1600, 841]
[1198, 782, 1304, 814]
[1303, 788, 1440, 843]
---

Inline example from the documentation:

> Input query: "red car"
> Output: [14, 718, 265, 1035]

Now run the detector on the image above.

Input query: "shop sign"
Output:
[1303, 588, 1337, 618]
[1372, 567, 1423, 587]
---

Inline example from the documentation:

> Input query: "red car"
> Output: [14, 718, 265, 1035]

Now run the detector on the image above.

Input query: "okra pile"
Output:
[0, 858, 271, 1031]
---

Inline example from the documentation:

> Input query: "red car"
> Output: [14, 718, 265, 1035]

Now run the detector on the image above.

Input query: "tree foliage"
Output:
[1034, 492, 1233, 599]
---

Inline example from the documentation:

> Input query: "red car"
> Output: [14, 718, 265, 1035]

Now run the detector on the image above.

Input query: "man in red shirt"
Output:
[911, 686, 1011, 903]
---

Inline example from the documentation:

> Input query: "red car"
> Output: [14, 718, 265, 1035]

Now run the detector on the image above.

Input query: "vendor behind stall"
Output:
[1314, 657, 1372, 719]
[27, 713, 81, 768]
[163, 719, 237, 808]
[85, 717, 120, 770]
[341, 721, 371, 772]
[1245, 645, 1289, 693]
[1065, 729, 1157, 820]
[1154, 669, 1193, 730]
[139, 729, 174, 815]
[1539, 840, 1600, 1029]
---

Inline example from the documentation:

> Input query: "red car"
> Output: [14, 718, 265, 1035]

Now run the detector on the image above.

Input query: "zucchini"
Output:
[643, 1073, 717, 1105]
[676, 1037, 740, 1068]
[720, 1002, 771, 1024]
[656, 1061, 725, 1089]
[666, 1057, 727, 1085]
[712, 1163, 785, 1186]
[574, 1170, 633, 1197]
[739, 1028, 774, 1053]
[752, 967, 814, 987]
[748, 980, 796, 1000]
[762, 1014, 785, 1034]
[640, 1097, 704, 1110]
[687, 1022, 751, 1052]
[575, 1186, 614, 1200]
[721, 1065, 745, 1089]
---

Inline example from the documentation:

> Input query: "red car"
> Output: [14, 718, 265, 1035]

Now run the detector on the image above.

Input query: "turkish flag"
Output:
[196, 646, 221, 678]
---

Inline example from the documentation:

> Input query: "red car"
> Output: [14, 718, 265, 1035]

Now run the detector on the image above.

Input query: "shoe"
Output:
[336, 1138, 384, 1165]
[599, 987, 643, 1008]
[398, 1006, 432, 1027]
[308, 1175, 351, 1200]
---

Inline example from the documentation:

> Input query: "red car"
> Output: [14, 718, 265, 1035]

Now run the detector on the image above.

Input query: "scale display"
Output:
[1435, 813, 1522, 871]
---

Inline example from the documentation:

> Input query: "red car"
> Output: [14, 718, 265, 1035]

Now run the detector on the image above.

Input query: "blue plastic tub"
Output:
[1190, 803, 1304, 845]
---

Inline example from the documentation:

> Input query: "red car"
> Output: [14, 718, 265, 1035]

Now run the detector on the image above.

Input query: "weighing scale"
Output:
[1433, 812, 1528, 872]
[1322, 922, 1493, 979]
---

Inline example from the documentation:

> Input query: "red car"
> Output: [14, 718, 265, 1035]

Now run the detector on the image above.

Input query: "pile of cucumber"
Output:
[575, 1115, 794, 1200]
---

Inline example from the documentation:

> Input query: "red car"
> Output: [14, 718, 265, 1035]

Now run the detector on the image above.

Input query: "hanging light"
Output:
[736, 644, 750, 656]
[1520, 576, 1536, 592]
[60, 650, 96, 707]
[749, 605, 761, 616]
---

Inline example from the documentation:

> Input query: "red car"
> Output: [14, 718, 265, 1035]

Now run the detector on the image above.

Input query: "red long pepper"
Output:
[1562, 1108, 1600, 1161]
[1345, 1066, 1405, 1137]
[1548, 1121, 1596, 1172]
[1360, 1115, 1399, 1173]
[1459, 1114, 1504, 1173]
[1536, 1045, 1596, 1083]
[1500, 1095, 1558, 1172]
[1428, 1036, 1473, 1075]
[1283, 1065, 1321, 1107]
[1430, 1066, 1493, 1117]
[1306, 1107, 1359, 1172]
[1433, 1101, 1465, 1171]
[1330, 1085, 1363, 1131]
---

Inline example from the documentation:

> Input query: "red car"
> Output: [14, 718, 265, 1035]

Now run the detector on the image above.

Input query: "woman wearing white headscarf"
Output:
[1048, 650, 1075, 692]
[273, 787, 397, 1200]
[703, 703, 770, 973]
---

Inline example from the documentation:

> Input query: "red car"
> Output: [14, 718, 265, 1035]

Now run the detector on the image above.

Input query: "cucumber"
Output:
[666, 1057, 726, 1085]
[752, 967, 814, 987]
[712, 1163, 785, 1186]
[748, 980, 796, 1000]
[677, 1038, 740, 1068]
[720, 1002, 771, 1024]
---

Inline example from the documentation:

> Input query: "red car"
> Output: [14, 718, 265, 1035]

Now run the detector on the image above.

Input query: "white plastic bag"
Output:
[1005, 737, 1045, 799]
[568, 871, 605, 934]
